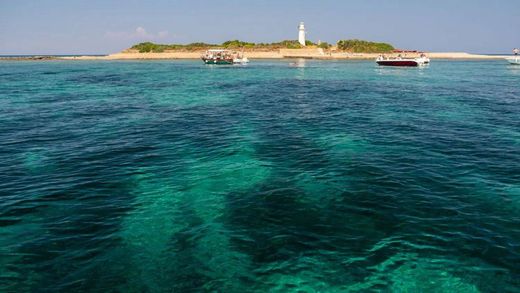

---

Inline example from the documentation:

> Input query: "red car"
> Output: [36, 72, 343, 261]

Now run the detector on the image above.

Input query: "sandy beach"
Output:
[57, 49, 509, 61]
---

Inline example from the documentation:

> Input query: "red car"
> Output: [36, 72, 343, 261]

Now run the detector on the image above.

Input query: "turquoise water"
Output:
[0, 59, 519, 292]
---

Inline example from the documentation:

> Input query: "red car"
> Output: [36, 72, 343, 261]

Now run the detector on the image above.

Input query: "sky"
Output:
[1, 0, 519, 55]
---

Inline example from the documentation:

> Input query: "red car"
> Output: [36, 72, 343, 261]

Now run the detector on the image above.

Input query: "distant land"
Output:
[0, 39, 510, 61]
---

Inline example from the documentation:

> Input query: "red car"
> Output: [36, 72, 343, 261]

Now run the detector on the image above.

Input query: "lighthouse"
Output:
[298, 22, 306, 46]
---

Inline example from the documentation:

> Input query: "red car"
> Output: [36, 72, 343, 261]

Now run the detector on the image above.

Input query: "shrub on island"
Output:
[130, 39, 394, 53]
[222, 40, 256, 49]
[130, 40, 314, 52]
[336, 39, 394, 53]
[318, 42, 331, 49]
[131, 42, 218, 52]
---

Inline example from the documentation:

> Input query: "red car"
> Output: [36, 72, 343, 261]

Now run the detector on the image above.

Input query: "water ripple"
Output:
[0, 60, 519, 292]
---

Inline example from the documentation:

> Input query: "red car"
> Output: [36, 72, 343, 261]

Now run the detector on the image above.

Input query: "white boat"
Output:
[233, 56, 249, 64]
[201, 49, 234, 65]
[201, 50, 250, 65]
[506, 57, 520, 65]
[376, 55, 430, 67]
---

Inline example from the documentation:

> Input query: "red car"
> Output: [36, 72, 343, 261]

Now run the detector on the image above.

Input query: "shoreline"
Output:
[62, 50, 511, 61]
[1, 51, 511, 61]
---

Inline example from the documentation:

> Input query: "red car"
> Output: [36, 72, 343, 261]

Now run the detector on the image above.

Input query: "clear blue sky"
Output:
[1, 0, 519, 55]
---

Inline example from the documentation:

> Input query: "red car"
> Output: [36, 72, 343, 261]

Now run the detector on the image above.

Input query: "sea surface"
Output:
[0, 59, 519, 292]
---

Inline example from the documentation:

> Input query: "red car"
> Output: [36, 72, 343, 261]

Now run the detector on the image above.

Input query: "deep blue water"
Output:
[0, 59, 519, 292]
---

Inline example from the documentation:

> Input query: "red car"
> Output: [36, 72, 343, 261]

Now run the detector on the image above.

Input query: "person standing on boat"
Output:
[514, 48, 519, 55]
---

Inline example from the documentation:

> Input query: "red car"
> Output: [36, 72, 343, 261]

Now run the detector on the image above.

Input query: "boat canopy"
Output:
[207, 49, 229, 52]
[392, 49, 424, 53]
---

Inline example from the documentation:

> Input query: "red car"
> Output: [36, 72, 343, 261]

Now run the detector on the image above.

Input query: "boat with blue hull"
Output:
[202, 49, 234, 65]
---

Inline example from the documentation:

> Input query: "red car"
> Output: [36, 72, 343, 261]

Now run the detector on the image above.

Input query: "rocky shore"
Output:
[0, 56, 58, 61]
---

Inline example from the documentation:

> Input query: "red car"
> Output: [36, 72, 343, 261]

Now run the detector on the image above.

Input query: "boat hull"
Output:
[202, 58, 233, 65]
[377, 60, 419, 67]
[506, 57, 520, 65]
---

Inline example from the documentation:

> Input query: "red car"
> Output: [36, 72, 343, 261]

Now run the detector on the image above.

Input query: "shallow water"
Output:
[0, 59, 519, 292]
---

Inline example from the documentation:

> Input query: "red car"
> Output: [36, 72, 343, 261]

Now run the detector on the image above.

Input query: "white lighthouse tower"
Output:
[298, 22, 306, 46]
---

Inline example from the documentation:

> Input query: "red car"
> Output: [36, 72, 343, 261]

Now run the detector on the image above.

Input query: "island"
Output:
[1, 39, 509, 61]
[60, 39, 508, 61]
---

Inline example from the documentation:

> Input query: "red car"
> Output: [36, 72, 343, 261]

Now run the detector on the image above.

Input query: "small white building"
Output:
[298, 22, 306, 46]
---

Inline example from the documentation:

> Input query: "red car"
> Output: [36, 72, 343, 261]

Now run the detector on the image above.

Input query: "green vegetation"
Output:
[131, 39, 395, 53]
[265, 40, 303, 49]
[131, 42, 218, 53]
[318, 42, 331, 49]
[131, 40, 308, 52]
[132, 42, 162, 53]
[269, 40, 303, 49]
[336, 39, 394, 53]
[222, 40, 256, 49]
